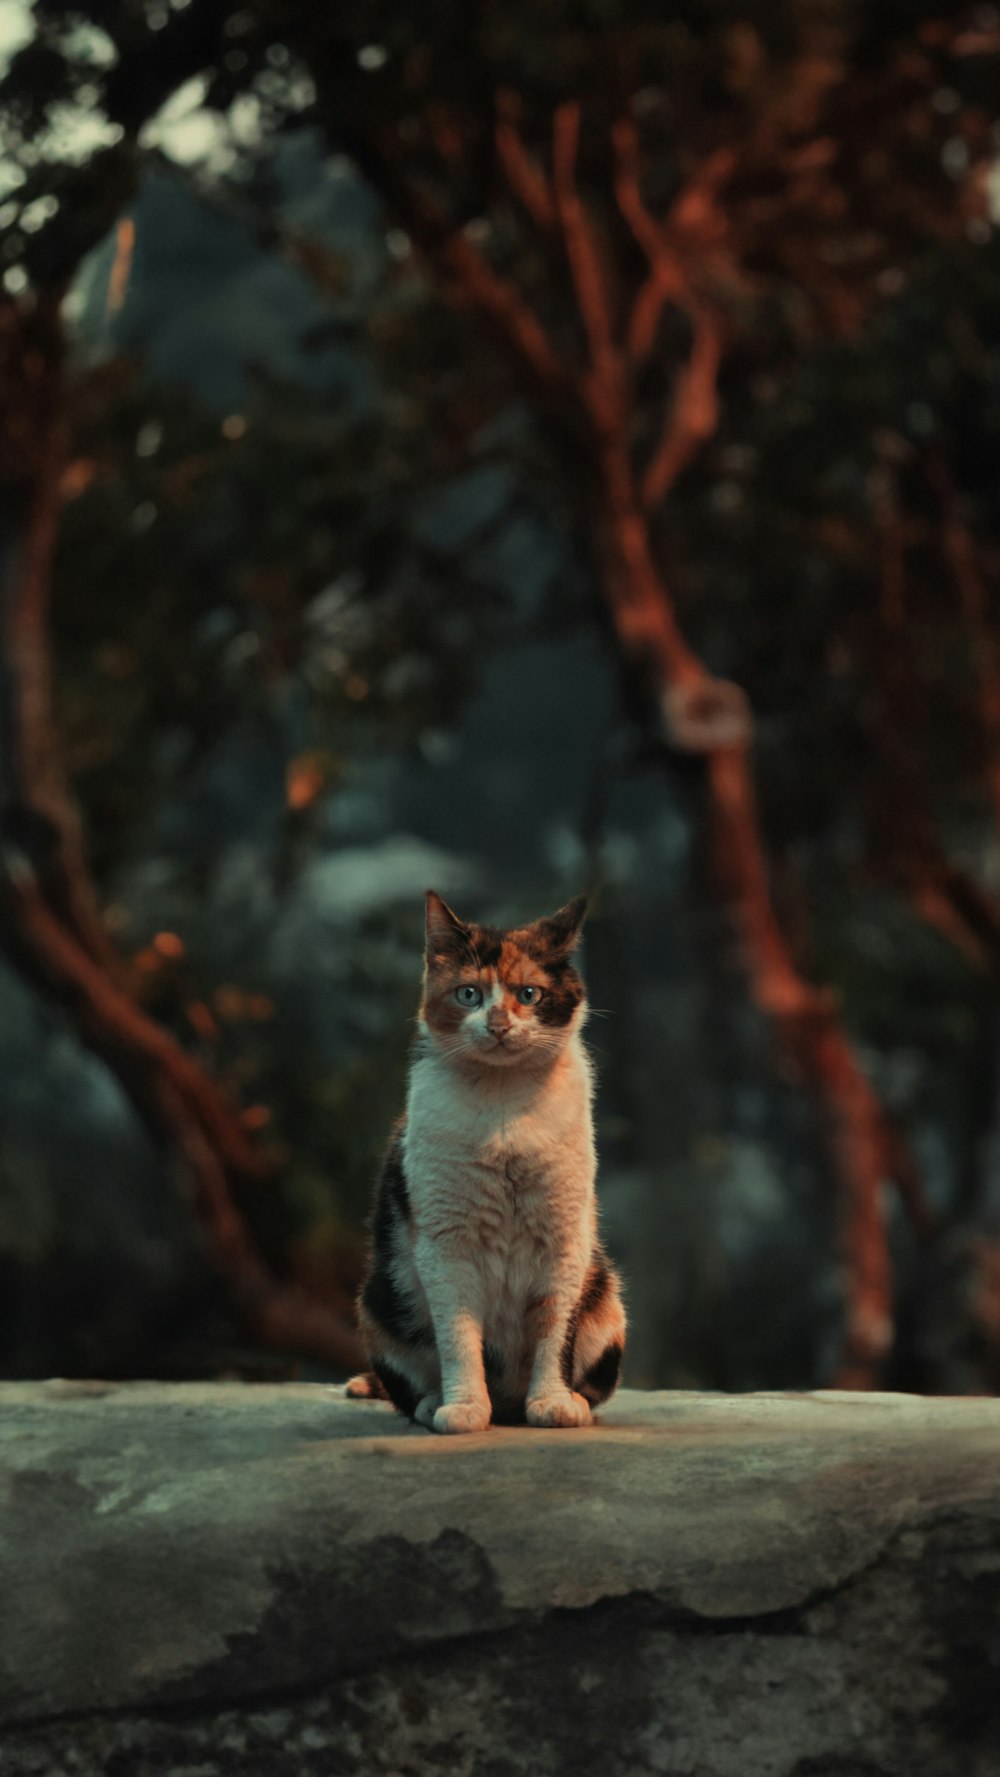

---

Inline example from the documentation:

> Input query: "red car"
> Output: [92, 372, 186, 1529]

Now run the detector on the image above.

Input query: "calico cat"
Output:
[346, 890, 625, 1433]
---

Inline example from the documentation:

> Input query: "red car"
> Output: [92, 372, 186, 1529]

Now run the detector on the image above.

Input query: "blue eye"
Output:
[455, 985, 483, 1008]
[516, 985, 544, 1005]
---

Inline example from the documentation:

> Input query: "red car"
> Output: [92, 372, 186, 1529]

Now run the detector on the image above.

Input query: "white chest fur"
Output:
[404, 1034, 594, 1189]
[401, 1032, 597, 1334]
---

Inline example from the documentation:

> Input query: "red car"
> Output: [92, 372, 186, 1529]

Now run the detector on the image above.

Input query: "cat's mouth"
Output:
[480, 1033, 527, 1061]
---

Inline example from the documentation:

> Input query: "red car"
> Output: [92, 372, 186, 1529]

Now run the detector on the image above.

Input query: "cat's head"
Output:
[420, 891, 588, 1070]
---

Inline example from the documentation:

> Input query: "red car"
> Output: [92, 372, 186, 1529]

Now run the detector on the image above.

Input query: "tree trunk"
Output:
[593, 458, 903, 1383]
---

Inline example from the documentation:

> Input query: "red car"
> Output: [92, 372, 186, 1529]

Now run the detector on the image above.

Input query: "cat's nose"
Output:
[486, 1010, 511, 1035]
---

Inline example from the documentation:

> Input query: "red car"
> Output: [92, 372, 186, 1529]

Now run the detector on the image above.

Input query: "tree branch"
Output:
[0, 294, 120, 974]
[552, 101, 623, 422]
[613, 116, 686, 363]
[613, 118, 735, 367]
[641, 302, 723, 509]
[496, 91, 556, 231]
[346, 130, 573, 399]
[608, 120, 726, 504]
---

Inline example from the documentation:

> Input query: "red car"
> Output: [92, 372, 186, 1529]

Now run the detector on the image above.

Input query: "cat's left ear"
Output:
[535, 894, 588, 957]
[425, 890, 471, 954]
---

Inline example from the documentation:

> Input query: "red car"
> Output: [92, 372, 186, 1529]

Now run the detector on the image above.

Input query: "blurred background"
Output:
[2, 0, 1000, 1394]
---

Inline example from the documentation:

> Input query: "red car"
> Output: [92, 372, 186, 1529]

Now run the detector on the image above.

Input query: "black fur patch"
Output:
[579, 1259, 610, 1318]
[559, 1317, 578, 1388]
[371, 1358, 421, 1419]
[372, 1140, 409, 1260]
[483, 1341, 505, 1381]
[362, 1263, 421, 1347]
[528, 950, 584, 1028]
[560, 1260, 615, 1387]
[579, 1341, 623, 1405]
[467, 926, 504, 970]
[363, 1135, 432, 1347]
[430, 921, 504, 972]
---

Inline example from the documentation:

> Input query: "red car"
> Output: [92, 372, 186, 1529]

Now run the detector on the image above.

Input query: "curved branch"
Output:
[552, 102, 620, 393]
[496, 91, 556, 230]
[0, 295, 121, 975]
[442, 225, 571, 394]
[641, 302, 723, 509]
[609, 121, 726, 503]
[612, 117, 685, 362]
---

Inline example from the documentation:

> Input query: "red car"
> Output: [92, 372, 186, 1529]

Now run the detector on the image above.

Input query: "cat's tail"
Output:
[345, 1370, 389, 1401]
[569, 1248, 627, 1407]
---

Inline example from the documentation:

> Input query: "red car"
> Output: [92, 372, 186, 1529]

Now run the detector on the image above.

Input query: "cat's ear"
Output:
[534, 894, 588, 957]
[425, 890, 470, 954]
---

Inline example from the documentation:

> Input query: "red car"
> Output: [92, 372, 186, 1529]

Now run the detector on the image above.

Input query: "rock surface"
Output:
[2, 1382, 999, 1775]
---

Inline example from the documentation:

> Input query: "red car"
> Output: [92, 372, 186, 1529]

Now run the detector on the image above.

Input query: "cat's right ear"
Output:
[425, 890, 470, 956]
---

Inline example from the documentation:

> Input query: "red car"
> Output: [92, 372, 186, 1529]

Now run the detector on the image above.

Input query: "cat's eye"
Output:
[454, 985, 483, 1008]
[516, 985, 545, 1005]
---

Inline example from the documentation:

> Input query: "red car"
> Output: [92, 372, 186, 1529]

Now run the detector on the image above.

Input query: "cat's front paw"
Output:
[433, 1399, 492, 1435]
[526, 1390, 592, 1429]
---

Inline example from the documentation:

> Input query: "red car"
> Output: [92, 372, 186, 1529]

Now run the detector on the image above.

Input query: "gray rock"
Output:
[1, 1383, 998, 1775]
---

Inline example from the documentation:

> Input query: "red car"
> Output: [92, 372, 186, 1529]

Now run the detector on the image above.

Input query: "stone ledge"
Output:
[2, 1383, 999, 1775]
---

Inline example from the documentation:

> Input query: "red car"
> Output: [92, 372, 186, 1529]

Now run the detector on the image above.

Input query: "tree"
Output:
[3, 0, 1000, 1384]
[269, 0, 1000, 1383]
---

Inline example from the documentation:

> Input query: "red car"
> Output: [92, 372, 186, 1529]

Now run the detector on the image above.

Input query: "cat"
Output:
[346, 890, 626, 1433]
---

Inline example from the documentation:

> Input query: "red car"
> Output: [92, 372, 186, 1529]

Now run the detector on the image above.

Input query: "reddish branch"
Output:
[552, 104, 620, 409]
[608, 120, 729, 507]
[0, 298, 118, 975]
[548, 105, 712, 701]
[704, 744, 926, 1380]
[613, 118, 735, 373]
[440, 225, 571, 395]
[496, 91, 556, 232]
[612, 115, 685, 353]
[0, 295, 361, 1372]
[641, 306, 723, 510]
[15, 846, 363, 1376]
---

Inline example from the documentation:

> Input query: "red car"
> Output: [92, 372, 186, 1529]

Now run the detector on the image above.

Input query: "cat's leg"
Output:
[524, 1286, 593, 1429]
[355, 1129, 442, 1422]
[357, 1298, 440, 1424]
[570, 1253, 627, 1409]
[415, 1245, 491, 1434]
